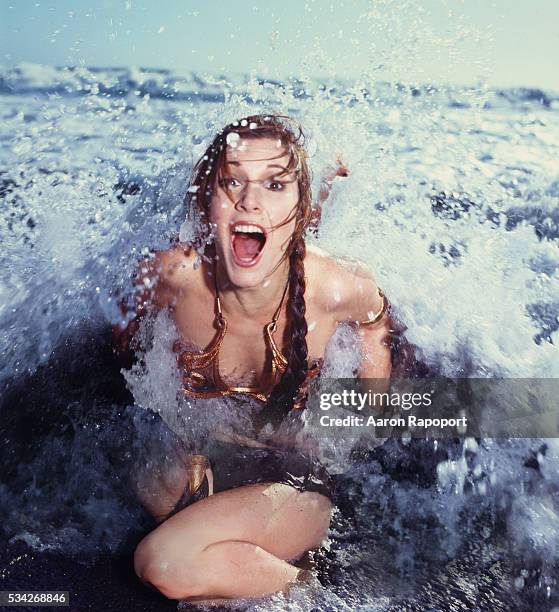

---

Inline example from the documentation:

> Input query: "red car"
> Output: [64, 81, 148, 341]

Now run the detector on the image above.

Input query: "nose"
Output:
[235, 181, 262, 213]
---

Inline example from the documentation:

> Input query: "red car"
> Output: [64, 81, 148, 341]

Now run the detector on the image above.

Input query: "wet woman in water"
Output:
[115, 115, 391, 602]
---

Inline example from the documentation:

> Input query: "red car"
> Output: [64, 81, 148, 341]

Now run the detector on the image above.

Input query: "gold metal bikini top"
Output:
[174, 272, 300, 404]
[174, 272, 387, 409]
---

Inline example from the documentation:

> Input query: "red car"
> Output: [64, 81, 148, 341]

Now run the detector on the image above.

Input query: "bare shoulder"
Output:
[152, 243, 199, 289]
[305, 244, 384, 323]
[135, 243, 199, 308]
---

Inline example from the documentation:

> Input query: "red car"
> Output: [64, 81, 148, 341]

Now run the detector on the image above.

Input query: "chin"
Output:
[222, 255, 273, 288]
[226, 270, 267, 289]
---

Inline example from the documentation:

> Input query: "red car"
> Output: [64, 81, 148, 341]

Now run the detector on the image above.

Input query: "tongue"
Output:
[234, 233, 262, 260]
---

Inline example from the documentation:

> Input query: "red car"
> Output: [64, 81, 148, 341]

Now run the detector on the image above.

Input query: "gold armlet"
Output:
[358, 289, 387, 327]
[186, 454, 212, 496]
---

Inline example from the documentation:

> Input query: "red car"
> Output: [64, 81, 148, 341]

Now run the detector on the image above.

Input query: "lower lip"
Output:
[229, 234, 266, 268]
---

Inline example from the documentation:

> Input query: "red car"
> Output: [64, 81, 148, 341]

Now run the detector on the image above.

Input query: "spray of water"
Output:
[1, 1, 558, 607]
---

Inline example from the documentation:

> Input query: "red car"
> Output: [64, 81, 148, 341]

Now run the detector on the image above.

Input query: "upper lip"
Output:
[229, 220, 268, 238]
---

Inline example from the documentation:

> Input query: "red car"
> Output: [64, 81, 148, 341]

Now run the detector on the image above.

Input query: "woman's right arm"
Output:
[112, 251, 175, 367]
[118, 247, 203, 521]
[133, 454, 190, 524]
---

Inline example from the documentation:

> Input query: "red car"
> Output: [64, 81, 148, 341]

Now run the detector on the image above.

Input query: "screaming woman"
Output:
[114, 114, 392, 602]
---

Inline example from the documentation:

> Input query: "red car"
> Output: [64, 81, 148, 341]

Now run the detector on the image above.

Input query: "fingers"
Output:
[334, 155, 349, 177]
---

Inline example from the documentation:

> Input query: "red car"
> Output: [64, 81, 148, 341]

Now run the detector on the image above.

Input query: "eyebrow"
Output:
[227, 162, 289, 171]
[224, 162, 295, 180]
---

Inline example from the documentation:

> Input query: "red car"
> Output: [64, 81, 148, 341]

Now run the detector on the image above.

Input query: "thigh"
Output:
[137, 482, 333, 563]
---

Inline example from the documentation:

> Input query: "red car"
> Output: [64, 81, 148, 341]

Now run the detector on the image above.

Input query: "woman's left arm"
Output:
[309, 158, 350, 234]
[355, 291, 392, 381]
[337, 262, 392, 394]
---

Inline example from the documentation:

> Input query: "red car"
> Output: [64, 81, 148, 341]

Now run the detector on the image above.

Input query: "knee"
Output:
[134, 536, 203, 600]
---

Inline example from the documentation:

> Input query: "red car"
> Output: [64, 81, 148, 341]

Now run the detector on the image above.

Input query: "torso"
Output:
[157, 244, 344, 390]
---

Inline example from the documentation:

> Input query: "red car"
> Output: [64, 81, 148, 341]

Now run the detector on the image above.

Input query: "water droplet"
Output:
[226, 132, 241, 148]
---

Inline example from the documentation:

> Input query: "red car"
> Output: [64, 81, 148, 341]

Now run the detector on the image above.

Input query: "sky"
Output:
[1, 0, 558, 90]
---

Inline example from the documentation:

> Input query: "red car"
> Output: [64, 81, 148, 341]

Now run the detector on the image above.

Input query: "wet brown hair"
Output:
[185, 114, 314, 425]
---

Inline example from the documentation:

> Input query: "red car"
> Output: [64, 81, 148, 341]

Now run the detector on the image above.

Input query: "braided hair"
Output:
[185, 115, 314, 428]
[256, 234, 309, 430]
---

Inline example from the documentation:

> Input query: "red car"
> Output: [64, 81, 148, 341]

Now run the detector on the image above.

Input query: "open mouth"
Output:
[230, 222, 267, 267]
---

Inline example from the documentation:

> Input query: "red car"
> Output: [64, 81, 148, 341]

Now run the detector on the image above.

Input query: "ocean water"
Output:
[1, 61, 559, 611]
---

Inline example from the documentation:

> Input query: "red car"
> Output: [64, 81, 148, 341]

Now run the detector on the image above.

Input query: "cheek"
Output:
[272, 212, 297, 248]
[276, 193, 300, 228]
[209, 195, 233, 225]
[272, 189, 299, 220]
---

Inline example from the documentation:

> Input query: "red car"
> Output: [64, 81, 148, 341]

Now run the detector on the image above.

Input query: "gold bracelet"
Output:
[358, 289, 387, 326]
[186, 454, 210, 496]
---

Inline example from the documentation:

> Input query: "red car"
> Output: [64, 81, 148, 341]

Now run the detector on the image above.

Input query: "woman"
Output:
[115, 115, 392, 602]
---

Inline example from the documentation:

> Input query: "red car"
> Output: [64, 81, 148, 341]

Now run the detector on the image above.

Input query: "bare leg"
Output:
[199, 540, 300, 598]
[134, 482, 332, 601]
[142, 540, 301, 603]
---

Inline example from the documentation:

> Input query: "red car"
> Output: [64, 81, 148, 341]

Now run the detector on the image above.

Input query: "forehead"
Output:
[224, 135, 291, 168]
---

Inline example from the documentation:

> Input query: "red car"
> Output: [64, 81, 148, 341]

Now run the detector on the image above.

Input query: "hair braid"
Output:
[283, 236, 310, 397]
[253, 237, 309, 432]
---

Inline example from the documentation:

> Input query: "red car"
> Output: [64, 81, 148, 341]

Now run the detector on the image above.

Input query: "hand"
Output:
[332, 156, 349, 179]
[317, 157, 349, 203]
[324, 156, 349, 183]
[309, 156, 350, 235]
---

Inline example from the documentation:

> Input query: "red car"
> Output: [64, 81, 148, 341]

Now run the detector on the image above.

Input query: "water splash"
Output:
[1, 1, 558, 607]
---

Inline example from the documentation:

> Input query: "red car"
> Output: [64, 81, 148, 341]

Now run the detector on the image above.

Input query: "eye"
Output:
[267, 180, 285, 191]
[220, 177, 241, 189]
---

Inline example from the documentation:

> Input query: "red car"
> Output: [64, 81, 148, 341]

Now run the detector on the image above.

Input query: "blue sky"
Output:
[1, 0, 558, 90]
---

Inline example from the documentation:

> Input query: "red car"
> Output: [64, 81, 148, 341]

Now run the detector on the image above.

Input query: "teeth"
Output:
[233, 224, 265, 235]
